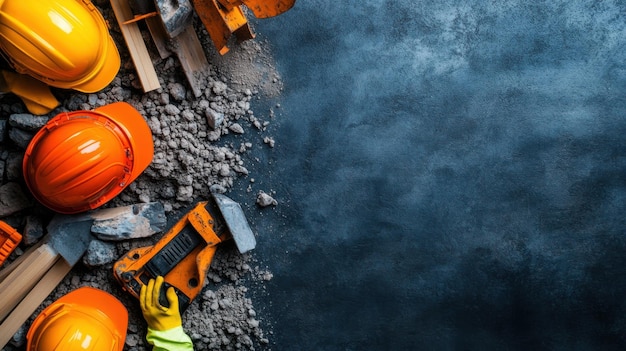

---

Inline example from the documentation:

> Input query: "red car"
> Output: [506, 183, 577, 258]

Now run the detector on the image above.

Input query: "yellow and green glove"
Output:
[140, 276, 182, 331]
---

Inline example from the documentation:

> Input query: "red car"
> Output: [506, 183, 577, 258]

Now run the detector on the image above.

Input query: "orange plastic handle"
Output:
[0, 221, 22, 266]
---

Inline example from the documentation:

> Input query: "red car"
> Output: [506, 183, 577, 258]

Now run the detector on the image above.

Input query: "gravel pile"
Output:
[0, 1, 281, 350]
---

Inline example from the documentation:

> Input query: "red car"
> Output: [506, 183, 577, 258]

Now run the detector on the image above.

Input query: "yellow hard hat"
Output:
[23, 102, 154, 214]
[26, 287, 128, 351]
[0, 0, 120, 92]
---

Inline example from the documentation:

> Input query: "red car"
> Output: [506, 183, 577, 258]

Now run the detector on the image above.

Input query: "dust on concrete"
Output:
[0, 1, 282, 350]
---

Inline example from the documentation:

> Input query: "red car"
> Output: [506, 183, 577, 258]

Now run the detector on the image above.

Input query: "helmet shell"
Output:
[23, 102, 154, 214]
[0, 0, 120, 92]
[26, 287, 128, 351]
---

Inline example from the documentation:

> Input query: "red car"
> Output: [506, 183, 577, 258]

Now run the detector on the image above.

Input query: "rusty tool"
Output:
[194, 0, 296, 55]
[114, 193, 256, 313]
[124, 0, 296, 54]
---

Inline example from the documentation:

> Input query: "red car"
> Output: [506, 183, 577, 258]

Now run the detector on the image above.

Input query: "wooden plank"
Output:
[0, 245, 58, 322]
[0, 240, 44, 283]
[0, 258, 71, 348]
[110, 0, 161, 92]
[145, 16, 173, 59]
[172, 25, 210, 97]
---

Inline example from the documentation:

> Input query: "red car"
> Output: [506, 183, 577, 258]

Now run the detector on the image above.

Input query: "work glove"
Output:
[140, 276, 183, 331]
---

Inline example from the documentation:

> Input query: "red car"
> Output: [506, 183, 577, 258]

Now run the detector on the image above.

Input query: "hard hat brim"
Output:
[95, 102, 154, 182]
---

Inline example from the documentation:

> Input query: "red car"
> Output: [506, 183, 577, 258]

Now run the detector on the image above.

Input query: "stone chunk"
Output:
[205, 108, 224, 130]
[229, 123, 244, 134]
[5, 152, 22, 181]
[256, 191, 277, 207]
[90, 202, 167, 241]
[8, 128, 33, 149]
[9, 114, 48, 131]
[23, 215, 44, 246]
[0, 182, 31, 217]
[83, 239, 117, 267]
[0, 120, 6, 143]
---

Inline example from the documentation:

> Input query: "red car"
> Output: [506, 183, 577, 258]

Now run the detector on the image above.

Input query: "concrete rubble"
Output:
[0, 0, 282, 349]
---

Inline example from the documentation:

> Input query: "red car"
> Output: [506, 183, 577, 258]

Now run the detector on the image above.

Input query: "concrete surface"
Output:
[240, 1, 626, 349]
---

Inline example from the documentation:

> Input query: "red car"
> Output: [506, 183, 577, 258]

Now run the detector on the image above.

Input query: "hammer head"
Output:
[212, 193, 256, 253]
[155, 0, 193, 37]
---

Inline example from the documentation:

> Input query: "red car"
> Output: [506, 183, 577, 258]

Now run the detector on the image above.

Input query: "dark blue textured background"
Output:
[235, 1, 626, 349]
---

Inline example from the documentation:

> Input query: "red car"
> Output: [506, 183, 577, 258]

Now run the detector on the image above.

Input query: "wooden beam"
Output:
[110, 0, 161, 92]
[145, 16, 173, 60]
[0, 258, 71, 348]
[0, 245, 58, 322]
[171, 25, 210, 97]
[0, 241, 44, 283]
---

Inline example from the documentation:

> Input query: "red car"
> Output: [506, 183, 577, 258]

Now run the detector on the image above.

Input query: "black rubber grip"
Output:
[145, 224, 203, 278]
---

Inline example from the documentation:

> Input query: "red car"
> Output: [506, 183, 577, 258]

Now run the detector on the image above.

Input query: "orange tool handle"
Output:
[0, 221, 22, 266]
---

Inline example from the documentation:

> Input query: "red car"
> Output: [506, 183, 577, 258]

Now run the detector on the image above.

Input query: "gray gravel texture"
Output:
[0, 1, 282, 350]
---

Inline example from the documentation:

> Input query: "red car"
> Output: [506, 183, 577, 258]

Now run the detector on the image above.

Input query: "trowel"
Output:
[113, 193, 256, 313]
[0, 203, 166, 348]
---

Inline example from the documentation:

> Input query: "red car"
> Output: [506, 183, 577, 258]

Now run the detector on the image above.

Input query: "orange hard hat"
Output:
[26, 287, 128, 351]
[23, 102, 154, 214]
[0, 0, 120, 92]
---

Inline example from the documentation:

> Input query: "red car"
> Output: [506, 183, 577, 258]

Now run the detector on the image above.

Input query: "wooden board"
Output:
[0, 257, 71, 348]
[110, 0, 161, 92]
[0, 240, 44, 282]
[0, 244, 58, 322]
[145, 18, 209, 98]
[145, 16, 173, 60]
[171, 25, 210, 97]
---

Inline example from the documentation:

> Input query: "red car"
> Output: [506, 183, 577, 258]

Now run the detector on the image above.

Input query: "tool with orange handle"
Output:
[0, 221, 21, 267]
[113, 193, 256, 313]
[124, 0, 295, 54]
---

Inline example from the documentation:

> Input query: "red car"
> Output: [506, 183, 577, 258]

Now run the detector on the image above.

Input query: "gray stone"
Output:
[8, 128, 33, 149]
[212, 81, 227, 95]
[23, 215, 44, 246]
[205, 108, 224, 130]
[263, 137, 275, 148]
[90, 202, 167, 241]
[0, 119, 7, 143]
[8, 324, 26, 347]
[5, 152, 22, 181]
[125, 333, 140, 347]
[83, 239, 117, 267]
[9, 114, 48, 131]
[87, 94, 98, 105]
[164, 104, 180, 116]
[168, 82, 186, 101]
[0, 182, 31, 217]
[229, 123, 244, 134]
[256, 191, 277, 207]
[0, 159, 5, 182]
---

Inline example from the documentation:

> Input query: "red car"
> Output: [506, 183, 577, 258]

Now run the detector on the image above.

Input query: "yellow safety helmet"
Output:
[23, 102, 154, 214]
[26, 287, 128, 351]
[0, 0, 120, 92]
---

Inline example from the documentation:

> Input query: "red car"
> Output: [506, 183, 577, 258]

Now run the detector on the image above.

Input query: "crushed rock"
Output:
[0, 1, 282, 349]
[257, 191, 278, 207]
